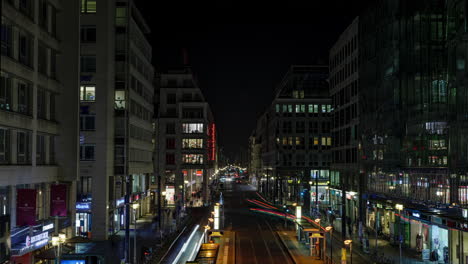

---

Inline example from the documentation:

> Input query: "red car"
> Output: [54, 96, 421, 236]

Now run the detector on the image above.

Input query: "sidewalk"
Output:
[330, 217, 427, 264]
[215, 230, 236, 264]
[276, 230, 324, 264]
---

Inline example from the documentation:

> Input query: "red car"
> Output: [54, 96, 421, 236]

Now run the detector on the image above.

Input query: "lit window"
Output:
[288, 105, 293, 113]
[327, 137, 332, 146]
[275, 104, 280, 113]
[295, 137, 302, 145]
[321, 137, 327, 146]
[299, 90, 304, 99]
[80, 85, 95, 101]
[295, 105, 300, 113]
[308, 104, 314, 113]
[182, 123, 203, 133]
[282, 137, 288, 145]
[182, 154, 203, 164]
[321, 105, 327, 113]
[314, 137, 319, 145]
[81, 0, 96, 13]
[182, 139, 203, 149]
[300, 105, 305, 113]
[282, 105, 287, 112]
[293, 90, 298, 98]
[288, 137, 293, 145]
[314, 105, 319, 113]
[115, 91, 125, 109]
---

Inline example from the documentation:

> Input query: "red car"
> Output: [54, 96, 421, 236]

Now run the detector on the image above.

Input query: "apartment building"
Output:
[77, 0, 155, 240]
[156, 67, 217, 212]
[1, 0, 80, 262]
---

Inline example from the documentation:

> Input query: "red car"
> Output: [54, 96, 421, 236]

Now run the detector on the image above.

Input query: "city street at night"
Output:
[1, 0, 467, 264]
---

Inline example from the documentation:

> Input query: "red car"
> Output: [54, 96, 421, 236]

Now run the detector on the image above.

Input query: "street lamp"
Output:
[325, 226, 333, 263]
[52, 233, 66, 264]
[132, 203, 140, 264]
[395, 204, 404, 264]
[344, 239, 353, 264]
[204, 225, 211, 243]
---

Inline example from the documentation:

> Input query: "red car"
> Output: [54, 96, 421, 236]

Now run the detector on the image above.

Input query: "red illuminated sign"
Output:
[208, 123, 216, 161]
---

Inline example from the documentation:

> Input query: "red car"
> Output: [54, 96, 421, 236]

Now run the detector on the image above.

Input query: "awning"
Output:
[35, 245, 75, 260]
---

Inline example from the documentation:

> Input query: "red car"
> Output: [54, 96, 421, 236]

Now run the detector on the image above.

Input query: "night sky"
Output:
[137, 0, 370, 159]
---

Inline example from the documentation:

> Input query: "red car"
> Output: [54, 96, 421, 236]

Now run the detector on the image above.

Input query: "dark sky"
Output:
[137, 0, 370, 159]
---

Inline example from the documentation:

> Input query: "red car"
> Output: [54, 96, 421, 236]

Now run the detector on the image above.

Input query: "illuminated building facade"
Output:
[256, 65, 332, 215]
[156, 67, 217, 212]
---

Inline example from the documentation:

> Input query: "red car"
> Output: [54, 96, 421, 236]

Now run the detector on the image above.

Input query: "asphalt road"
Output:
[223, 181, 295, 264]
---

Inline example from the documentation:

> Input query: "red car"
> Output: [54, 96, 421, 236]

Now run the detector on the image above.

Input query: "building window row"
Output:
[130, 124, 153, 143]
[1, 21, 57, 75]
[129, 148, 152, 162]
[130, 100, 152, 122]
[276, 104, 332, 114]
[182, 154, 203, 164]
[182, 138, 203, 149]
[182, 123, 203, 134]
[330, 57, 358, 88]
[6, 0, 57, 37]
[130, 51, 153, 83]
[330, 33, 357, 70]
[333, 79, 358, 108]
[130, 76, 153, 104]
[0, 128, 56, 165]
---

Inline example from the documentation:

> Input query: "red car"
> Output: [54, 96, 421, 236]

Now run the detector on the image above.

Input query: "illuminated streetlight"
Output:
[132, 203, 140, 264]
[395, 204, 404, 264]
[344, 240, 353, 264]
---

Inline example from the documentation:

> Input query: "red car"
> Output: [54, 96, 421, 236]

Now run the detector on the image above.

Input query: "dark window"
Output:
[36, 134, 45, 164]
[0, 74, 12, 111]
[38, 43, 48, 75]
[80, 26, 96, 42]
[80, 115, 95, 130]
[166, 138, 175, 149]
[50, 5, 57, 37]
[0, 24, 13, 57]
[165, 154, 175, 165]
[0, 128, 10, 164]
[19, 0, 34, 19]
[17, 131, 31, 164]
[17, 82, 31, 115]
[80, 144, 95, 160]
[19, 33, 33, 67]
[166, 123, 175, 134]
[50, 50, 57, 79]
[80, 56, 96, 72]
[167, 79, 177, 87]
[167, 93, 176, 104]
[38, 0, 48, 30]
[49, 135, 55, 164]
[37, 88, 46, 119]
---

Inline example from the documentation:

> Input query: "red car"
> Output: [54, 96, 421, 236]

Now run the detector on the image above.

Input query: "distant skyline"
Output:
[138, 1, 370, 159]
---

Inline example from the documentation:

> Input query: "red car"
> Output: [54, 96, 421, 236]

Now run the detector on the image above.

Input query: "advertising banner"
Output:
[16, 189, 37, 226]
[51, 184, 67, 216]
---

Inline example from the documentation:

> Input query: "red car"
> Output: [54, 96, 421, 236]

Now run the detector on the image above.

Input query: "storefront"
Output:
[431, 224, 449, 263]
[407, 211, 431, 253]
[10, 226, 51, 264]
[75, 202, 92, 238]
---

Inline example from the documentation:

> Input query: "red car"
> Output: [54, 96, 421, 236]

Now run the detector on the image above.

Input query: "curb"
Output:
[275, 231, 297, 264]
